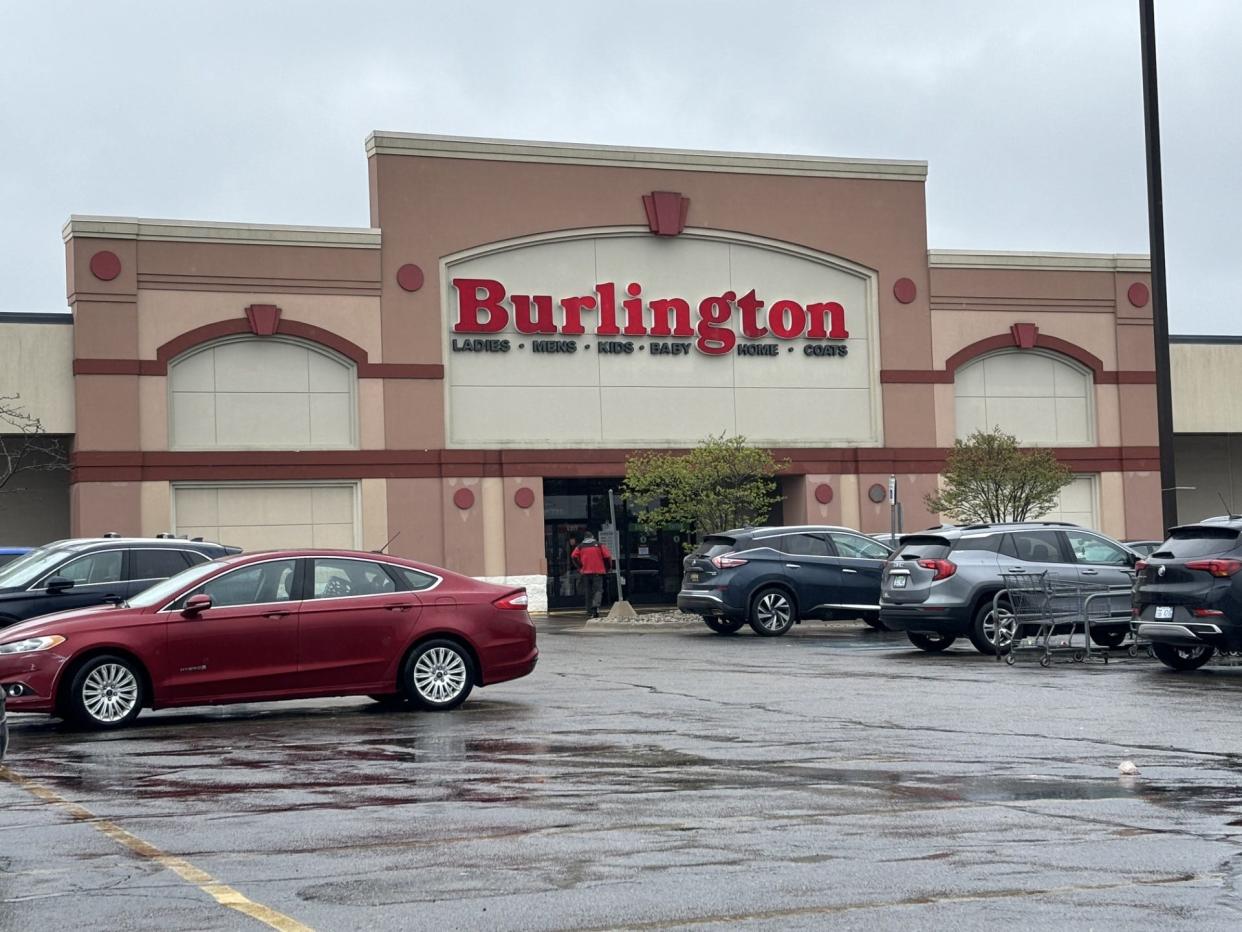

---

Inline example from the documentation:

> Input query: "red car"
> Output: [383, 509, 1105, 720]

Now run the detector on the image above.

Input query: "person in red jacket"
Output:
[571, 533, 613, 618]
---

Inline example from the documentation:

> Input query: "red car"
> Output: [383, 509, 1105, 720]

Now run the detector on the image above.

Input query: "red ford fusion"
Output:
[0, 550, 538, 730]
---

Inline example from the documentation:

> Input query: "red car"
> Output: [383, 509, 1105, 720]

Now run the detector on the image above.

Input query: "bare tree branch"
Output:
[0, 394, 70, 493]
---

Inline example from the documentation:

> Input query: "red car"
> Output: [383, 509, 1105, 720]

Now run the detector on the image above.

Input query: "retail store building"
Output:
[0, 134, 1165, 608]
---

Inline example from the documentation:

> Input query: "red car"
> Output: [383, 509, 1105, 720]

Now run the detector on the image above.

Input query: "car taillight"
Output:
[493, 591, 529, 610]
[1192, 608, 1226, 617]
[917, 558, 957, 580]
[711, 555, 749, 569]
[1184, 559, 1242, 578]
[1135, 560, 1148, 572]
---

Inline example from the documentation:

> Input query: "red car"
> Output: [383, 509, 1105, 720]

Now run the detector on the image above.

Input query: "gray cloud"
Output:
[1, 0, 1236, 332]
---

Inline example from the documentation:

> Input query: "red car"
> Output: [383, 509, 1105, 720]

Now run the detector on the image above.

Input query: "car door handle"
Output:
[843, 568, 858, 574]
[385, 602, 415, 612]
[1006, 567, 1024, 573]
[264, 610, 291, 619]
[785, 563, 801, 569]
[1081, 569, 1099, 575]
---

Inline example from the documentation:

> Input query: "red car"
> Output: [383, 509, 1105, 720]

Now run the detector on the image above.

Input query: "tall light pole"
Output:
[1139, 0, 1178, 530]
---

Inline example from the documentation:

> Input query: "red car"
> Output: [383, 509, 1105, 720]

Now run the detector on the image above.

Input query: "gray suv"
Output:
[879, 522, 1139, 654]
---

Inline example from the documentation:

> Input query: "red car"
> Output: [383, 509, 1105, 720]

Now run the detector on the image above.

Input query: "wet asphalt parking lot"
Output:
[2, 618, 1242, 931]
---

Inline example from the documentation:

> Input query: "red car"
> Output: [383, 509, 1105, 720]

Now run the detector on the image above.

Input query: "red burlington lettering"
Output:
[622, 282, 647, 336]
[513, 294, 557, 334]
[649, 298, 693, 337]
[768, 299, 806, 339]
[696, 295, 736, 355]
[595, 283, 621, 336]
[737, 289, 768, 338]
[452, 278, 509, 333]
[560, 295, 598, 335]
[806, 301, 849, 339]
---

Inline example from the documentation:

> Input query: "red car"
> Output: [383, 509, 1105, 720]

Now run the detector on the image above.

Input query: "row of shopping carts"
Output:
[992, 571, 1141, 667]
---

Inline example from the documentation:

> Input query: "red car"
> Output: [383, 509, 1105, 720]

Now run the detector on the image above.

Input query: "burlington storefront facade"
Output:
[57, 133, 1160, 610]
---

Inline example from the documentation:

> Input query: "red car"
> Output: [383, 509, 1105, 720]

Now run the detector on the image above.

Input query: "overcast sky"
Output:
[1, 1, 1237, 333]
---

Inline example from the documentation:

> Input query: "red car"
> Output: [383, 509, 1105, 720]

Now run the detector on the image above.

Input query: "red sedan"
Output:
[0, 550, 538, 729]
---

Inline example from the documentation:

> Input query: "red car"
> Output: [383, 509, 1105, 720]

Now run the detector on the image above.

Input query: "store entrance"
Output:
[543, 478, 687, 611]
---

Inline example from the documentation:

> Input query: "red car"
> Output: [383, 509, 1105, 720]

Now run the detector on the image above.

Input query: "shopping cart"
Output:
[993, 572, 1134, 667]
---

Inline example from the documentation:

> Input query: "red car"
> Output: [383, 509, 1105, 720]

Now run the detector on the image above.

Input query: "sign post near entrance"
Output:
[888, 474, 900, 544]
[606, 488, 637, 620]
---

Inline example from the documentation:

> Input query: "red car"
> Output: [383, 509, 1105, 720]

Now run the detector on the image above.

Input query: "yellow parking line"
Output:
[1, 765, 313, 932]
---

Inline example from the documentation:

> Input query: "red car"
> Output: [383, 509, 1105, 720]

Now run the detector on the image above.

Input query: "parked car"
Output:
[0, 547, 32, 569]
[1134, 516, 1242, 670]
[677, 526, 892, 636]
[1125, 540, 1162, 557]
[0, 688, 7, 760]
[0, 549, 538, 729]
[0, 536, 240, 629]
[880, 522, 1139, 654]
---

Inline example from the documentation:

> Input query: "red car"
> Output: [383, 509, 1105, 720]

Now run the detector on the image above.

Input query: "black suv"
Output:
[677, 525, 892, 636]
[1134, 516, 1242, 670]
[0, 536, 240, 629]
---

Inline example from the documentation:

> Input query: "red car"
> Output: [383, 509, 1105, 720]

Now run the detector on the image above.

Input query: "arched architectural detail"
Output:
[945, 332, 1106, 382]
[168, 335, 359, 451]
[954, 348, 1094, 446]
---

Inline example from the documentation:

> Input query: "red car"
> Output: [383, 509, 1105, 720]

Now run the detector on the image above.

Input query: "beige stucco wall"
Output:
[1172, 343, 1242, 433]
[0, 320, 75, 432]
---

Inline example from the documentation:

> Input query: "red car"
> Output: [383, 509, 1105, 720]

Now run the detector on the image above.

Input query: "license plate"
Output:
[1155, 606, 1173, 620]
[892, 576, 907, 589]
[689, 573, 700, 583]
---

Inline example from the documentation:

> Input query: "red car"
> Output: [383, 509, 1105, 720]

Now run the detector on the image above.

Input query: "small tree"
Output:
[924, 427, 1073, 524]
[0, 395, 69, 493]
[622, 434, 787, 544]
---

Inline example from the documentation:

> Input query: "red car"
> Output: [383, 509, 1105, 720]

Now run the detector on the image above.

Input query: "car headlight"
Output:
[0, 635, 66, 655]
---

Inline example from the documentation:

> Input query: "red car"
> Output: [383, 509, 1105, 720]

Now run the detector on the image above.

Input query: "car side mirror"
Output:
[181, 593, 213, 616]
[45, 576, 75, 594]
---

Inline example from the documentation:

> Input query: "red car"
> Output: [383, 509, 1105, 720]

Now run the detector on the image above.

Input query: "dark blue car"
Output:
[677, 525, 892, 636]
[0, 547, 31, 569]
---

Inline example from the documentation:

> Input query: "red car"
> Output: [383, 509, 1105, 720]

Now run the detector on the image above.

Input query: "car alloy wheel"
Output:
[68, 655, 144, 729]
[1152, 642, 1214, 671]
[404, 639, 475, 710]
[970, 599, 1016, 655]
[749, 588, 797, 636]
[908, 631, 955, 653]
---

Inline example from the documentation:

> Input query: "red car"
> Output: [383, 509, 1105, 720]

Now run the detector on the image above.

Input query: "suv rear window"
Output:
[895, 536, 951, 560]
[952, 534, 1002, 553]
[1156, 528, 1241, 559]
[693, 537, 737, 558]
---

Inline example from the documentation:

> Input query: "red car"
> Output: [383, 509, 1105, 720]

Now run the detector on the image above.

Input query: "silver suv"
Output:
[879, 522, 1139, 654]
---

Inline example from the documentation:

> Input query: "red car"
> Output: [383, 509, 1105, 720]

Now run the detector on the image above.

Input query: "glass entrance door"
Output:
[543, 478, 686, 610]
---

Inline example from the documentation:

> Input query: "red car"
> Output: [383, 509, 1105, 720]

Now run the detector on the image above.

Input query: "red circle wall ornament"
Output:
[893, 277, 917, 304]
[814, 483, 834, 505]
[452, 488, 475, 510]
[868, 483, 887, 504]
[396, 263, 425, 292]
[1127, 282, 1150, 308]
[89, 250, 121, 282]
[514, 487, 536, 509]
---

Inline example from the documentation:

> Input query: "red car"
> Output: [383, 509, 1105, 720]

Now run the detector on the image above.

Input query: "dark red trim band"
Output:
[70, 446, 1163, 483]
[881, 331, 1155, 385]
[74, 318, 444, 380]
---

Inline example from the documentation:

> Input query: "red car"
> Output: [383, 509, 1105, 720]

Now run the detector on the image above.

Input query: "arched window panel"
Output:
[169, 337, 358, 450]
[954, 349, 1094, 445]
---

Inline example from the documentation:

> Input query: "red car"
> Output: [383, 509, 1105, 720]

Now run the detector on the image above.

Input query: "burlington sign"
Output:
[451, 278, 850, 357]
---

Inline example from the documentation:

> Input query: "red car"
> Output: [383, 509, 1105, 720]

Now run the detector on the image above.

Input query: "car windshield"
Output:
[128, 560, 226, 608]
[0, 546, 75, 588]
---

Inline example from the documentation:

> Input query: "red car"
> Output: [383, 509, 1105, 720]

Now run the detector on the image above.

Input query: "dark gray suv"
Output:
[880, 523, 1139, 654]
